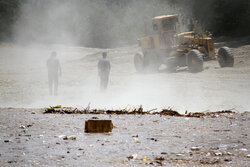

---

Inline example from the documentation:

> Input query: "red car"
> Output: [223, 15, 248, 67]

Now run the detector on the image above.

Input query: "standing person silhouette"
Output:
[98, 52, 111, 90]
[47, 51, 61, 96]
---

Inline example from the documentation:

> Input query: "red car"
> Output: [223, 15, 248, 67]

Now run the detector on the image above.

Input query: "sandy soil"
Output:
[0, 37, 250, 166]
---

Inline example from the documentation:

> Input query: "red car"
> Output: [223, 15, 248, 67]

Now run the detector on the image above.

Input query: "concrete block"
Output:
[85, 120, 113, 133]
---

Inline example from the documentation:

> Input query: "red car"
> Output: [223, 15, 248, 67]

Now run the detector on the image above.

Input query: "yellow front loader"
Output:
[134, 14, 234, 73]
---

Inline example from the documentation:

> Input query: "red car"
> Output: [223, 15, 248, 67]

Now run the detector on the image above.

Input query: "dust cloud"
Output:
[0, 0, 249, 113]
[12, 0, 178, 48]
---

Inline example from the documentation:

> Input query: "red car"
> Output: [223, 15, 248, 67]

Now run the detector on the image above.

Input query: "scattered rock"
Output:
[63, 135, 76, 140]
[239, 148, 247, 151]
[200, 157, 220, 164]
[161, 152, 167, 155]
[224, 152, 232, 156]
[78, 147, 84, 150]
[20, 125, 26, 129]
[176, 153, 183, 157]
[224, 157, 232, 162]
[127, 154, 137, 160]
[4, 139, 11, 143]
[141, 157, 148, 162]
[215, 152, 222, 156]
[27, 124, 32, 128]
[147, 138, 158, 142]
[57, 135, 66, 138]
[191, 147, 200, 151]
[155, 156, 165, 161]
[155, 160, 163, 165]
[247, 154, 250, 158]
[135, 140, 141, 143]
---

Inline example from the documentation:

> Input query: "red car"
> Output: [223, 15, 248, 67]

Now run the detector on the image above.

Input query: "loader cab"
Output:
[152, 14, 179, 34]
[151, 14, 179, 47]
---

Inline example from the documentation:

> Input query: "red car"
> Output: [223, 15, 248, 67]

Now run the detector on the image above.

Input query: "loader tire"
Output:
[144, 53, 160, 72]
[134, 53, 144, 72]
[166, 56, 177, 72]
[218, 47, 234, 67]
[187, 49, 204, 73]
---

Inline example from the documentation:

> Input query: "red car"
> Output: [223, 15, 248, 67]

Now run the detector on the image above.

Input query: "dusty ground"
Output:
[0, 37, 250, 112]
[0, 36, 250, 166]
[0, 109, 249, 167]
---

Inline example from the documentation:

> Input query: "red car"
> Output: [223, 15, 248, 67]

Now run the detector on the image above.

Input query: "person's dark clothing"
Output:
[98, 58, 111, 90]
[47, 57, 61, 95]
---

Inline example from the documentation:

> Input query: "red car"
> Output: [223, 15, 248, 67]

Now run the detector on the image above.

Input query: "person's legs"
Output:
[48, 75, 53, 95]
[100, 76, 104, 90]
[100, 74, 109, 90]
[103, 75, 109, 89]
[54, 75, 58, 96]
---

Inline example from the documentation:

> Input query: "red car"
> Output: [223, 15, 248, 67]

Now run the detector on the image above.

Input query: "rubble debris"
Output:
[78, 147, 84, 150]
[19, 124, 32, 129]
[214, 152, 222, 156]
[176, 153, 183, 157]
[191, 147, 200, 151]
[20, 125, 26, 129]
[147, 137, 158, 142]
[43, 106, 235, 118]
[247, 154, 250, 158]
[4, 139, 11, 143]
[213, 129, 231, 132]
[127, 154, 137, 160]
[8, 160, 17, 164]
[63, 135, 76, 140]
[85, 120, 113, 133]
[155, 160, 163, 165]
[159, 109, 182, 116]
[154, 156, 165, 161]
[224, 157, 232, 162]
[141, 157, 148, 162]
[44, 107, 85, 114]
[200, 157, 220, 164]
[132, 135, 138, 138]
[159, 110, 235, 118]
[134, 138, 141, 143]
[57, 135, 66, 138]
